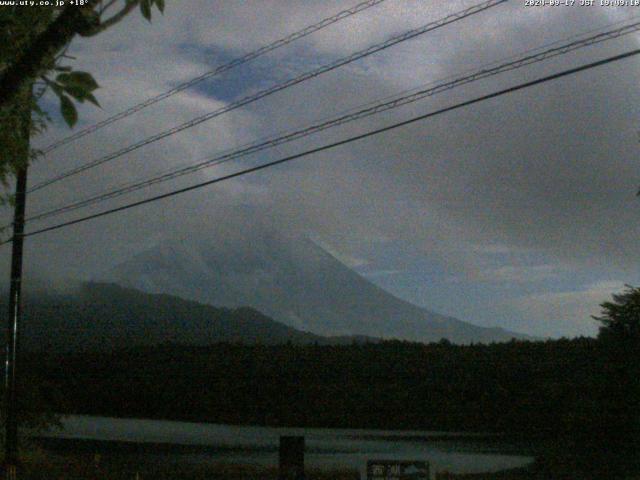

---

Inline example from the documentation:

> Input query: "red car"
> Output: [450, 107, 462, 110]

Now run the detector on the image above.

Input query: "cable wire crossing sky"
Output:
[40, 0, 391, 154]
[30, 0, 507, 193]
[23, 18, 640, 226]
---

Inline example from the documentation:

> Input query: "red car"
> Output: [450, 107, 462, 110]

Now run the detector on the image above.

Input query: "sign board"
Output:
[367, 460, 429, 480]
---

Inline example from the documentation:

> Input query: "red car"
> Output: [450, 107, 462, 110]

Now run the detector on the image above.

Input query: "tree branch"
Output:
[81, 0, 141, 37]
[98, 0, 120, 16]
[0, 1, 101, 111]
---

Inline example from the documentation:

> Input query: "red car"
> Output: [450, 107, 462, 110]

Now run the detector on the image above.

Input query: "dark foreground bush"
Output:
[18, 454, 360, 480]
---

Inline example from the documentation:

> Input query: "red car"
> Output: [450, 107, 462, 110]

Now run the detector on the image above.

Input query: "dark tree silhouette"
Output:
[590, 285, 640, 471]
[593, 285, 640, 345]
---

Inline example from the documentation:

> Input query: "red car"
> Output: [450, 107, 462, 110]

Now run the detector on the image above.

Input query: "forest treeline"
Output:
[22, 336, 639, 448]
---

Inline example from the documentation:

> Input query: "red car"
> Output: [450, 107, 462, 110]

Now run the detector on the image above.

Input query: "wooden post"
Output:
[3, 85, 32, 480]
[279, 436, 305, 480]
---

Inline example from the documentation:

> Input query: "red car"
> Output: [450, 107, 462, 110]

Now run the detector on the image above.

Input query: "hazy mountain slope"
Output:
[104, 234, 526, 344]
[14, 283, 375, 352]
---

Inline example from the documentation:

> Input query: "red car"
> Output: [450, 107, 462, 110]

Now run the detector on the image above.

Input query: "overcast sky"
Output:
[3, 0, 640, 338]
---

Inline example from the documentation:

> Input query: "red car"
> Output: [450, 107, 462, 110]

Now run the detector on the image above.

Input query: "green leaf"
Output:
[55, 73, 69, 83]
[62, 84, 88, 102]
[85, 93, 101, 108]
[56, 71, 99, 91]
[140, 0, 152, 21]
[49, 82, 64, 98]
[60, 95, 78, 128]
[155, 0, 165, 13]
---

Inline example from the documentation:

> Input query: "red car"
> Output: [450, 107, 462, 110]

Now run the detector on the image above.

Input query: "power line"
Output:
[39, 0, 390, 154]
[24, 20, 640, 225]
[25, 19, 640, 222]
[28, 0, 508, 194]
[33, 14, 640, 224]
[10, 47, 640, 244]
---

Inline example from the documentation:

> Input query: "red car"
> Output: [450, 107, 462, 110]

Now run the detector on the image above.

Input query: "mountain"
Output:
[101, 232, 526, 344]
[15, 282, 378, 352]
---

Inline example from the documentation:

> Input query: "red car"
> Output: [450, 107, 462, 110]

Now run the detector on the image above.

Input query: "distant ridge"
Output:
[13, 283, 380, 353]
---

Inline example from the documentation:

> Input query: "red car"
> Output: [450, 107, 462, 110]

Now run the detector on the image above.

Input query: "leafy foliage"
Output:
[0, 0, 166, 191]
[0, 86, 33, 198]
[591, 285, 640, 458]
[593, 285, 640, 344]
[0, 8, 53, 188]
[139, 0, 165, 20]
[43, 69, 101, 128]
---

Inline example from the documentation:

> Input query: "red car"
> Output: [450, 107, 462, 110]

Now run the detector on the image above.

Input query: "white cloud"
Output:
[508, 280, 627, 338]
[448, 264, 562, 284]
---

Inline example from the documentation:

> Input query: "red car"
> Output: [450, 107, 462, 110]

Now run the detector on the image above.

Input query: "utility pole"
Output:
[3, 87, 32, 480]
[4, 169, 27, 480]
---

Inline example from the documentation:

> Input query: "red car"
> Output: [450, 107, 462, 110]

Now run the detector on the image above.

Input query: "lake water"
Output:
[37, 415, 533, 478]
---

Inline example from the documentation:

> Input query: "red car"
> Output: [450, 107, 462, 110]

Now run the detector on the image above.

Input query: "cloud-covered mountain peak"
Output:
[100, 231, 526, 344]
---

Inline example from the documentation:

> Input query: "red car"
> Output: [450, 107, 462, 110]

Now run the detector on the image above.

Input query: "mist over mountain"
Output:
[101, 229, 526, 344]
